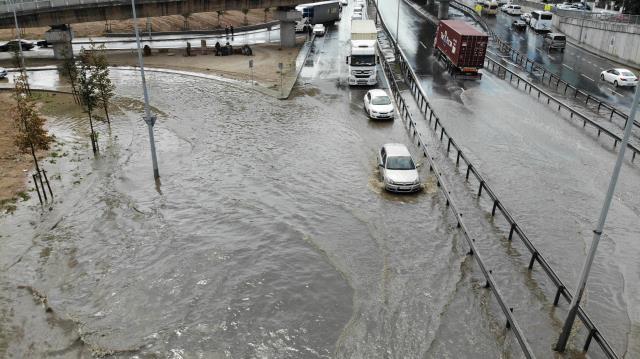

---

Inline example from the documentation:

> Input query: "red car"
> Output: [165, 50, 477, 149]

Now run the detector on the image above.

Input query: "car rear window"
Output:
[554, 36, 566, 41]
[541, 14, 553, 20]
[621, 71, 635, 77]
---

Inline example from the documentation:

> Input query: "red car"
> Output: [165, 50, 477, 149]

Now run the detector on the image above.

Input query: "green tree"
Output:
[92, 44, 115, 124]
[78, 47, 99, 153]
[242, 8, 250, 25]
[12, 73, 52, 198]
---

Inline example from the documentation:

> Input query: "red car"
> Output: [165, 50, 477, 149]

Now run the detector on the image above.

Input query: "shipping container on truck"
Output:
[433, 20, 488, 80]
[295, 0, 341, 26]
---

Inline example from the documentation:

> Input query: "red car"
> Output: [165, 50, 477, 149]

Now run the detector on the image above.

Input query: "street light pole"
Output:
[131, 0, 160, 179]
[555, 69, 640, 352]
[396, 0, 401, 46]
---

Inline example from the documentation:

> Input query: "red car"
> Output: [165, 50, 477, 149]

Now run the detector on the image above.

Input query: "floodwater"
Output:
[1, 1, 639, 358]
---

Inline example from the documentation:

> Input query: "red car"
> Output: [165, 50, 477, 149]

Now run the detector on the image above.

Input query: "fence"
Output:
[0, 0, 125, 13]
[373, 0, 620, 357]
[378, 25, 536, 359]
[450, 1, 639, 141]
[553, 8, 640, 25]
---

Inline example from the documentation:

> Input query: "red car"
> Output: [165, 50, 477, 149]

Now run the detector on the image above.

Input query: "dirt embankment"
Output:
[0, 10, 274, 41]
[0, 92, 78, 212]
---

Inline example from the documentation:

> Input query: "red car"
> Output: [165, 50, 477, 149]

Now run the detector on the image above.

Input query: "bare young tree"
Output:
[60, 48, 80, 104]
[264, 7, 270, 23]
[12, 73, 53, 201]
[217, 10, 225, 28]
[78, 47, 99, 153]
[92, 44, 115, 124]
[242, 8, 250, 25]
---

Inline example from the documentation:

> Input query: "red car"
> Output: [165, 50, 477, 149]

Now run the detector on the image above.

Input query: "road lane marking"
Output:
[612, 91, 624, 97]
[581, 74, 595, 82]
[420, 41, 428, 49]
[562, 64, 574, 70]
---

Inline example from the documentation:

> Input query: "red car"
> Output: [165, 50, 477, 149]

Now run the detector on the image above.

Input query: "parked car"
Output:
[505, 4, 522, 15]
[600, 68, 638, 87]
[497, 0, 509, 5]
[377, 143, 421, 193]
[542, 32, 566, 51]
[36, 40, 49, 48]
[0, 67, 7, 79]
[512, 20, 527, 30]
[520, 12, 531, 23]
[313, 24, 326, 36]
[364, 89, 395, 119]
[0, 40, 34, 52]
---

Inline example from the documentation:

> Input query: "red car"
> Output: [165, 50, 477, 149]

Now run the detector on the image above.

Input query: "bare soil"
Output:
[0, 91, 77, 211]
[0, 10, 274, 41]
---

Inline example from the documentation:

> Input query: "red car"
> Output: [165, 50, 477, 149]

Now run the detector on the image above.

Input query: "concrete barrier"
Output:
[553, 15, 640, 68]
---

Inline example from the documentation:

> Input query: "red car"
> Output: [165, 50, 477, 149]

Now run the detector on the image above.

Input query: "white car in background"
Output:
[364, 89, 395, 119]
[0, 67, 7, 79]
[600, 68, 638, 87]
[378, 143, 422, 193]
[313, 24, 326, 36]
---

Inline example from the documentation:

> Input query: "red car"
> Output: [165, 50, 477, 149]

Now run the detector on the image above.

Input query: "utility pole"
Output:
[555, 68, 640, 352]
[396, 0, 401, 46]
[131, 0, 160, 179]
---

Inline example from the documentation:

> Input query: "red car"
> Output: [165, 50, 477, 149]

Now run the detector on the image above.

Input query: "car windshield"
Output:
[621, 71, 635, 77]
[372, 95, 391, 105]
[554, 36, 566, 40]
[386, 156, 415, 170]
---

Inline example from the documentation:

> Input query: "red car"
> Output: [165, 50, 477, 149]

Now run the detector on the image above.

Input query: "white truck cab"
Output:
[346, 20, 378, 86]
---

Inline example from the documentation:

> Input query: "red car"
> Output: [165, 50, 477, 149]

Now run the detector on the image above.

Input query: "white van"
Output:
[529, 10, 553, 32]
[505, 4, 521, 15]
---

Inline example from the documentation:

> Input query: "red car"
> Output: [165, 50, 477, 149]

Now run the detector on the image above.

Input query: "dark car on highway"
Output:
[512, 20, 527, 30]
[0, 40, 35, 52]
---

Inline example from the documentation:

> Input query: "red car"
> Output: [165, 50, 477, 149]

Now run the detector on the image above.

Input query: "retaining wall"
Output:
[553, 15, 640, 67]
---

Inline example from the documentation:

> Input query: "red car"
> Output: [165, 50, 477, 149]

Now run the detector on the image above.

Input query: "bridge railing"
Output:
[0, 0, 130, 14]
[450, 1, 639, 144]
[553, 8, 640, 25]
[374, 0, 622, 357]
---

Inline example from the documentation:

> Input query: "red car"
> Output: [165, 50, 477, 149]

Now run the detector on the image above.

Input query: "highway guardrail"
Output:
[373, 0, 621, 357]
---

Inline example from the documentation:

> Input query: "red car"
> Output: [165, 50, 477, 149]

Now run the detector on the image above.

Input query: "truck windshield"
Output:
[351, 55, 375, 66]
[386, 156, 415, 170]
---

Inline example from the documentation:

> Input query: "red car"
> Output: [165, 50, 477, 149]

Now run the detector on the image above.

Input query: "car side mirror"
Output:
[345, 56, 350, 64]
[416, 163, 422, 168]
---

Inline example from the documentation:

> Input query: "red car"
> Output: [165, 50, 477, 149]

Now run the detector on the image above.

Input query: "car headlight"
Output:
[387, 179, 396, 185]
[371, 110, 378, 114]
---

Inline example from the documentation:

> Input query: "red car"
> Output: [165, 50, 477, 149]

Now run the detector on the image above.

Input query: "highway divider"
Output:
[449, 0, 637, 132]
[377, 21, 536, 359]
[372, 0, 620, 357]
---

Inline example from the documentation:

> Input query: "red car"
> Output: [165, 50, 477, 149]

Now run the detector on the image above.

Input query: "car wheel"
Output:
[600, 74, 604, 81]
[614, 80, 618, 87]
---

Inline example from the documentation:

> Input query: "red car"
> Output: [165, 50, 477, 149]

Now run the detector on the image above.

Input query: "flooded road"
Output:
[1, 0, 639, 358]
[1, 8, 518, 358]
[377, 0, 640, 357]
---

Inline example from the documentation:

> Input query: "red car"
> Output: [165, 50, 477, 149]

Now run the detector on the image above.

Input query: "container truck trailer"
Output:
[433, 20, 488, 80]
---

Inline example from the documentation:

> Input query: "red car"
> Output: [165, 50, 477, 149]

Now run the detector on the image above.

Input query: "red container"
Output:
[435, 20, 488, 70]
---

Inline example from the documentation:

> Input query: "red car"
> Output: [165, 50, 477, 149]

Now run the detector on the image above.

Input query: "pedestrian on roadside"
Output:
[226, 41, 233, 55]
[215, 41, 221, 56]
[230, 25, 234, 38]
[307, 23, 312, 38]
[225, 25, 229, 38]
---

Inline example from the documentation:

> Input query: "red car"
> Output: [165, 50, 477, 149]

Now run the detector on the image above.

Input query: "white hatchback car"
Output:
[313, 24, 326, 36]
[378, 143, 421, 193]
[364, 89, 395, 119]
[0, 67, 7, 79]
[600, 68, 638, 87]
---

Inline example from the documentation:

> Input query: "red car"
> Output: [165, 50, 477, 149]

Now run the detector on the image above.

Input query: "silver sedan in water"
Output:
[378, 143, 421, 193]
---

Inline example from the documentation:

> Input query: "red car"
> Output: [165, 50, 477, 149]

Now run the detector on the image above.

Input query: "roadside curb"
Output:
[103, 21, 280, 38]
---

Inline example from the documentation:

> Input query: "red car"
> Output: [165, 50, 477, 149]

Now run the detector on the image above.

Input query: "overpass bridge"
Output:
[0, 0, 310, 56]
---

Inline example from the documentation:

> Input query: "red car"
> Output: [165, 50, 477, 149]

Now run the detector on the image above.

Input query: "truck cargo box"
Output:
[435, 20, 488, 70]
[351, 20, 377, 40]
